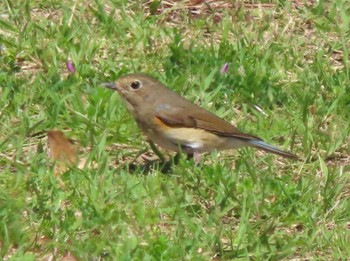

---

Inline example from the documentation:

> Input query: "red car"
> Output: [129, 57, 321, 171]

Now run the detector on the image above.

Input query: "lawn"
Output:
[0, 0, 349, 260]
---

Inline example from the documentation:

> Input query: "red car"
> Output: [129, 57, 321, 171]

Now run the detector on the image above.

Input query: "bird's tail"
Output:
[248, 140, 298, 159]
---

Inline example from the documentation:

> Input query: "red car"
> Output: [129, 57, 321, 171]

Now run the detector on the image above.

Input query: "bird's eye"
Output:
[130, 81, 142, 90]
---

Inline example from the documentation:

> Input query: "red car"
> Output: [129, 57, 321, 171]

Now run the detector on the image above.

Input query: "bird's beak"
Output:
[101, 82, 118, 90]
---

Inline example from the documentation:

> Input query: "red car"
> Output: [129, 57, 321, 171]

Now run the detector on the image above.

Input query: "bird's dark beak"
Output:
[101, 82, 118, 90]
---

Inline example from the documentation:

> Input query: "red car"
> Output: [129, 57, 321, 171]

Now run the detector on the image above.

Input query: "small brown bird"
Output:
[102, 73, 297, 159]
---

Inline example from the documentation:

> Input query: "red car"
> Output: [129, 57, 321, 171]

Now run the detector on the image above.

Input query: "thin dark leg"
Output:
[149, 141, 166, 162]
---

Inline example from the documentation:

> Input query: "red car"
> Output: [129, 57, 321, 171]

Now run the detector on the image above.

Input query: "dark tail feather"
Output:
[248, 140, 298, 159]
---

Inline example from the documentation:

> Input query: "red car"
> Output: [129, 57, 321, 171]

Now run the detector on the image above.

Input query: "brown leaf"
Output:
[47, 130, 78, 172]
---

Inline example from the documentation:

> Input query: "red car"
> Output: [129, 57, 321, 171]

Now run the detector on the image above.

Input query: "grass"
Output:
[1, 0, 350, 260]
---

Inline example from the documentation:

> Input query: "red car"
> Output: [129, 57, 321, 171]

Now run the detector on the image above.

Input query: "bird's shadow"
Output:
[125, 153, 184, 175]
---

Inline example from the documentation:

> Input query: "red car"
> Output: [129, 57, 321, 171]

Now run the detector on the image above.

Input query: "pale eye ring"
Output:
[130, 80, 142, 90]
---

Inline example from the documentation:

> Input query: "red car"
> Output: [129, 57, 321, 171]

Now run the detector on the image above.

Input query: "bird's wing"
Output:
[155, 104, 261, 141]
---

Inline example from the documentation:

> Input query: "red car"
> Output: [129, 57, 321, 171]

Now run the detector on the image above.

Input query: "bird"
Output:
[102, 73, 297, 160]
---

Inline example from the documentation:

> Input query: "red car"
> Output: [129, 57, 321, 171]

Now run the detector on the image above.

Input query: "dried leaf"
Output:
[47, 130, 78, 172]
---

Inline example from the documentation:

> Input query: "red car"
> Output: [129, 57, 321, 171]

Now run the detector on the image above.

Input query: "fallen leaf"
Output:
[47, 130, 78, 173]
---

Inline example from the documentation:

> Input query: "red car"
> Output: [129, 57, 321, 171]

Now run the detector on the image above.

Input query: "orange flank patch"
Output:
[153, 116, 173, 131]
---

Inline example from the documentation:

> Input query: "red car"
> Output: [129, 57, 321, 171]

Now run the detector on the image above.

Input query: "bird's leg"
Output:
[186, 152, 202, 164]
[148, 141, 166, 163]
[193, 152, 202, 165]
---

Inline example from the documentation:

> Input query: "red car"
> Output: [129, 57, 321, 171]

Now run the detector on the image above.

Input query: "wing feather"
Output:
[155, 104, 261, 141]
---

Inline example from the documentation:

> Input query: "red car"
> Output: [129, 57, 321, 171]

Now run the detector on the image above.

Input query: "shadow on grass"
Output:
[126, 153, 183, 174]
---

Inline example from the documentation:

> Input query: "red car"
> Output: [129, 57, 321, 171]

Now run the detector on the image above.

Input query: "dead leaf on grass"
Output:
[47, 130, 78, 174]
